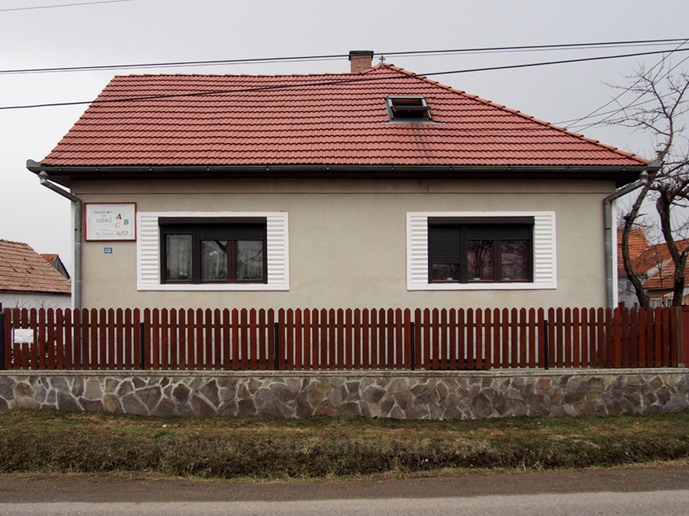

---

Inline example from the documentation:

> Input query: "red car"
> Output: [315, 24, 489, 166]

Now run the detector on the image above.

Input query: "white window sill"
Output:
[137, 283, 289, 292]
[408, 282, 557, 291]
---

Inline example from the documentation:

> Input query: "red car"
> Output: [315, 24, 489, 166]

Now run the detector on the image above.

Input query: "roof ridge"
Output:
[112, 71, 368, 79]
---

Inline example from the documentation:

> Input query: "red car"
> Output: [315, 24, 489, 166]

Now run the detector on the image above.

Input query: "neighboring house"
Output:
[642, 257, 689, 306]
[617, 228, 652, 307]
[617, 229, 689, 307]
[41, 253, 71, 280]
[27, 51, 653, 310]
[0, 240, 71, 309]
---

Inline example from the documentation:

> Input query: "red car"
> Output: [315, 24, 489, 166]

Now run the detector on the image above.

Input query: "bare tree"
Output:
[614, 62, 689, 307]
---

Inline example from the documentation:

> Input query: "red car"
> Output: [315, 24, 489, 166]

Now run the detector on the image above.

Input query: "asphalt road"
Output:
[1, 466, 688, 515]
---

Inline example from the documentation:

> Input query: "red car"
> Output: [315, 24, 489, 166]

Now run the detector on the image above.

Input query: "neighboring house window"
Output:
[386, 96, 432, 121]
[428, 219, 532, 283]
[649, 297, 663, 308]
[137, 212, 289, 291]
[407, 211, 556, 291]
[160, 219, 266, 284]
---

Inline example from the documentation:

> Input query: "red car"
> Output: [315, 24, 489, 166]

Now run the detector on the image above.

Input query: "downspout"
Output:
[603, 165, 657, 308]
[37, 171, 83, 310]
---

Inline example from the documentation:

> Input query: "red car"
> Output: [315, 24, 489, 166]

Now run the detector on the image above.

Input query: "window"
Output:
[428, 220, 532, 283]
[649, 297, 663, 308]
[160, 219, 266, 284]
[137, 211, 289, 291]
[406, 211, 556, 291]
[386, 96, 432, 121]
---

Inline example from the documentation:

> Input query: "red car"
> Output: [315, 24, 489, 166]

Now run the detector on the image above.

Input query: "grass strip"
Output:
[1, 410, 688, 479]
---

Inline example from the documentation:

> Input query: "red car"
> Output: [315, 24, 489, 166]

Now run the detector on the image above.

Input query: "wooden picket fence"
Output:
[1, 306, 687, 371]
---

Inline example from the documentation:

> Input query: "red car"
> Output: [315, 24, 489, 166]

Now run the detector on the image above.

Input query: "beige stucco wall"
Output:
[71, 177, 614, 310]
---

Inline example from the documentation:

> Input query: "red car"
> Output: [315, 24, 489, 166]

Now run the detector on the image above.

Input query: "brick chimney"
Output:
[349, 50, 374, 73]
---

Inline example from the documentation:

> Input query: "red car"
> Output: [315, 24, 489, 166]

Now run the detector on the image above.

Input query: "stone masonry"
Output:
[0, 370, 688, 419]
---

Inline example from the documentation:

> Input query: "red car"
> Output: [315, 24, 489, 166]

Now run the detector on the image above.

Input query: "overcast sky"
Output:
[1, 0, 689, 274]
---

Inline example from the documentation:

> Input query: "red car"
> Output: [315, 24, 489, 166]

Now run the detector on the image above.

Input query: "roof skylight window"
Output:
[386, 96, 432, 121]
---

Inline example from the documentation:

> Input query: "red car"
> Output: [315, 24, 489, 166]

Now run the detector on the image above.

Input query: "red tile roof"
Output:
[617, 230, 689, 290]
[41, 64, 649, 168]
[617, 228, 650, 274]
[0, 240, 71, 295]
[41, 253, 58, 265]
[642, 262, 681, 290]
[641, 240, 689, 290]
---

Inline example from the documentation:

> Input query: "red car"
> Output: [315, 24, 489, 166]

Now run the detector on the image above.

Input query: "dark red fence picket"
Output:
[1, 306, 686, 371]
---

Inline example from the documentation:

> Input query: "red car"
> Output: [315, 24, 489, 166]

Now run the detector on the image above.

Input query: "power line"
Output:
[0, 0, 134, 12]
[559, 40, 689, 129]
[565, 54, 689, 132]
[557, 91, 679, 130]
[1, 38, 687, 76]
[383, 38, 689, 58]
[0, 53, 344, 75]
[2, 46, 689, 111]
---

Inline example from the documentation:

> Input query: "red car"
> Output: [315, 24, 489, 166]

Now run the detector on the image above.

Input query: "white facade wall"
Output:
[0, 292, 71, 310]
[72, 177, 615, 310]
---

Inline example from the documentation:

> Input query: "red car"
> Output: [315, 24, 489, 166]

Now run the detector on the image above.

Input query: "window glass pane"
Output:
[237, 240, 264, 280]
[430, 263, 460, 282]
[500, 240, 528, 281]
[202, 240, 228, 281]
[467, 240, 493, 280]
[166, 234, 192, 281]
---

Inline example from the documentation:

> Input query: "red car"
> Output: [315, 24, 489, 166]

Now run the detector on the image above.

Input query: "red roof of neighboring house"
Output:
[41, 64, 649, 168]
[0, 240, 71, 295]
[643, 262, 680, 290]
[617, 230, 689, 290]
[617, 228, 650, 274]
[41, 253, 58, 264]
[642, 244, 689, 290]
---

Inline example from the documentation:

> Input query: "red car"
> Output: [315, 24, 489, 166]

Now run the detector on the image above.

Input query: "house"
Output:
[26, 51, 654, 310]
[41, 253, 71, 280]
[617, 228, 652, 307]
[0, 240, 71, 309]
[618, 229, 689, 306]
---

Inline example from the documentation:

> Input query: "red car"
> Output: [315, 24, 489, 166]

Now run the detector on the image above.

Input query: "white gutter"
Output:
[603, 162, 659, 308]
[37, 171, 83, 310]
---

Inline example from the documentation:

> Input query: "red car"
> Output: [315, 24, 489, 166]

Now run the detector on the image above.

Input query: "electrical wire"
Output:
[1, 38, 687, 76]
[2, 46, 689, 111]
[383, 39, 689, 59]
[559, 40, 689, 130]
[0, 0, 134, 12]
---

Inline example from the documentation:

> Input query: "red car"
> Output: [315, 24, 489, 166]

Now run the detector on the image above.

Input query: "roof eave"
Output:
[28, 161, 652, 186]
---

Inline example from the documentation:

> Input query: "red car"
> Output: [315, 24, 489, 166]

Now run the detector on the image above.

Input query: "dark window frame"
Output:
[428, 218, 534, 284]
[159, 218, 267, 285]
[386, 96, 432, 121]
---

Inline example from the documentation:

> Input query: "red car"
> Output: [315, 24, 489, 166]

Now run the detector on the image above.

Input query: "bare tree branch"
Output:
[611, 60, 689, 307]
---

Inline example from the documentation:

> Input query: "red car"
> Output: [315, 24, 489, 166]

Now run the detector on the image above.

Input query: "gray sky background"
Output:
[1, 0, 689, 274]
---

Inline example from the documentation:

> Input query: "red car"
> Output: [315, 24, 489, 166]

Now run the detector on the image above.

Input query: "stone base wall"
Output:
[1, 370, 688, 420]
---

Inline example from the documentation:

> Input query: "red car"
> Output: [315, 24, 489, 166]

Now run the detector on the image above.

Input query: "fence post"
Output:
[543, 319, 549, 370]
[681, 307, 689, 367]
[410, 321, 416, 371]
[274, 322, 280, 370]
[139, 322, 146, 370]
[0, 304, 5, 371]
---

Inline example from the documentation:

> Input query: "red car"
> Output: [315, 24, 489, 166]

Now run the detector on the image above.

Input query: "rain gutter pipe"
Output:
[603, 161, 659, 308]
[36, 169, 83, 310]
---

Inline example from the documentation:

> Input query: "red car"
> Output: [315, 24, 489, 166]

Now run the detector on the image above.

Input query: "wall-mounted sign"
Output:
[13, 329, 34, 344]
[85, 203, 136, 241]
